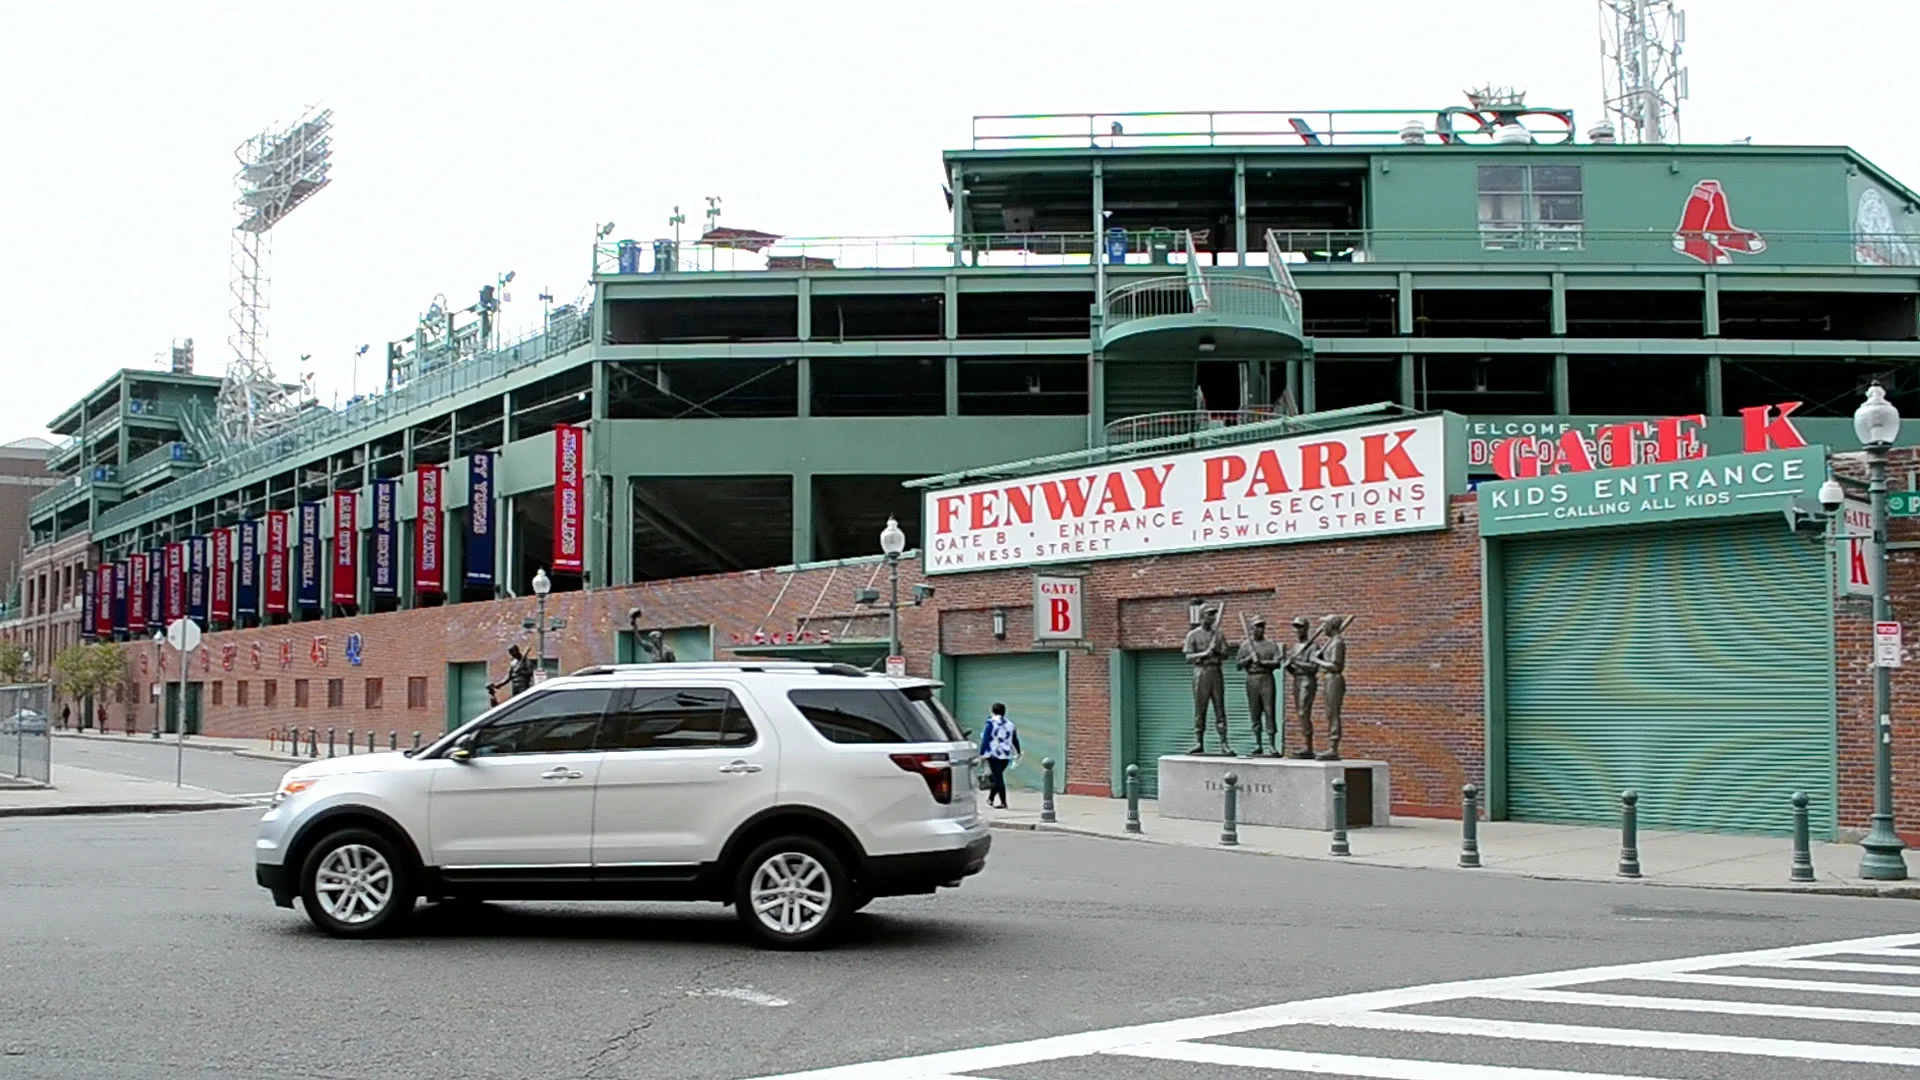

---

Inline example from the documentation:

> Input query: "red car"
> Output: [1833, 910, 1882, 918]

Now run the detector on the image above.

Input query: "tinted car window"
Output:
[469, 688, 611, 756]
[599, 687, 755, 750]
[788, 688, 954, 744]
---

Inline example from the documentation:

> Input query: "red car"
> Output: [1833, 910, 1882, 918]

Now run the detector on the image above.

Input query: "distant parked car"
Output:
[1, 709, 47, 735]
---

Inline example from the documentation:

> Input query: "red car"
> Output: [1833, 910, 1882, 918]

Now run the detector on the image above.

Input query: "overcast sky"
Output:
[2, 0, 1915, 443]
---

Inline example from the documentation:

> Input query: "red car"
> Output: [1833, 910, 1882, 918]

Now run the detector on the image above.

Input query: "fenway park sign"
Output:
[924, 416, 1446, 574]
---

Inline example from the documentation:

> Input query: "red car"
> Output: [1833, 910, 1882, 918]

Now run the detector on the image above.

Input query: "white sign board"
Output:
[1839, 497, 1873, 598]
[923, 416, 1447, 575]
[1033, 575, 1085, 641]
[165, 617, 201, 654]
[1876, 621, 1903, 669]
[885, 655, 906, 677]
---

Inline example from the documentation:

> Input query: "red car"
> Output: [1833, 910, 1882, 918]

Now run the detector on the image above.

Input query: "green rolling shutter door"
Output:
[1503, 516, 1835, 837]
[952, 653, 1063, 793]
[449, 661, 491, 731]
[1132, 650, 1259, 797]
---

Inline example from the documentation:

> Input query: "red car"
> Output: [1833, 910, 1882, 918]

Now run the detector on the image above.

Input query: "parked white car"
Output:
[254, 661, 989, 949]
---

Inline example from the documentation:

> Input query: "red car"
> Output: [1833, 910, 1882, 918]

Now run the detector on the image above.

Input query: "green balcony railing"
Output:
[121, 441, 199, 481]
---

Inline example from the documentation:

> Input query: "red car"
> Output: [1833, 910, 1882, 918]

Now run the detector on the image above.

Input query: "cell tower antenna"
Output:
[1598, 0, 1688, 144]
[221, 107, 334, 452]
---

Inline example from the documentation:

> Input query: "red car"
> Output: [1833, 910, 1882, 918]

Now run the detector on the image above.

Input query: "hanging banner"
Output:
[553, 423, 585, 574]
[96, 564, 114, 640]
[187, 535, 208, 623]
[112, 560, 129, 638]
[332, 490, 359, 606]
[237, 519, 259, 619]
[465, 452, 495, 588]
[211, 527, 232, 623]
[128, 553, 148, 635]
[165, 543, 186, 624]
[416, 465, 444, 594]
[81, 566, 96, 642]
[147, 549, 164, 631]
[266, 512, 290, 614]
[297, 503, 321, 609]
[372, 479, 398, 597]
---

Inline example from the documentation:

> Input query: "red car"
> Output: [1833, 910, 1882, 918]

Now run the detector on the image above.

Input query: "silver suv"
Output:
[254, 662, 990, 949]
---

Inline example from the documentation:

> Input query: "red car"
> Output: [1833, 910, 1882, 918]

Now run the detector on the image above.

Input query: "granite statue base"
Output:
[1156, 755, 1392, 830]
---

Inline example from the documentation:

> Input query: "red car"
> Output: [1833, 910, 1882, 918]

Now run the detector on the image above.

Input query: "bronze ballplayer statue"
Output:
[1284, 616, 1320, 759]
[1236, 617, 1284, 756]
[1184, 605, 1233, 756]
[1312, 614, 1351, 761]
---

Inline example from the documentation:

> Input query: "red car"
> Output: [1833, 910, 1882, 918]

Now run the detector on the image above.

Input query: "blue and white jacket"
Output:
[979, 714, 1021, 761]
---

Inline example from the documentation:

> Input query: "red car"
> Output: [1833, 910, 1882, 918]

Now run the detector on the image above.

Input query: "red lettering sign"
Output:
[331, 492, 357, 606]
[1491, 403, 1800, 481]
[553, 424, 585, 573]
[1740, 401, 1809, 452]
[210, 528, 232, 623]
[416, 466, 444, 594]
[1049, 597, 1071, 633]
[265, 511, 289, 614]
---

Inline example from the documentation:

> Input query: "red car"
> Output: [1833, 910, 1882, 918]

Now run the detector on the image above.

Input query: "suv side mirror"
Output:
[449, 732, 476, 762]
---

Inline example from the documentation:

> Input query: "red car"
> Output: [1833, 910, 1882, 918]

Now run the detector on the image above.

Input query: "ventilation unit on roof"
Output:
[1399, 120, 1428, 145]
[1588, 121, 1618, 144]
[1494, 124, 1533, 145]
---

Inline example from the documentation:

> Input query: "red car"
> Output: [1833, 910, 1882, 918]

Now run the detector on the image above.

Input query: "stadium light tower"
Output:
[222, 108, 334, 449]
[1599, 0, 1688, 144]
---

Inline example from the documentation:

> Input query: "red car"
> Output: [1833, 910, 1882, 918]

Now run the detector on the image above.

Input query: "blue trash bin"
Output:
[616, 240, 642, 274]
[1105, 227, 1128, 264]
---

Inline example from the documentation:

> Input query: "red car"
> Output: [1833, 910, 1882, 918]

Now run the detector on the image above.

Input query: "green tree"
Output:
[54, 643, 126, 707]
[0, 639, 26, 683]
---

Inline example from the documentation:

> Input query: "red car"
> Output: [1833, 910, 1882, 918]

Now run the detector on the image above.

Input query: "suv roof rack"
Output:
[568, 661, 877, 679]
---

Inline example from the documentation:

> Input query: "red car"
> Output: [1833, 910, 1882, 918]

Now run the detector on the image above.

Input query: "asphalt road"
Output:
[1, 795, 1916, 1080]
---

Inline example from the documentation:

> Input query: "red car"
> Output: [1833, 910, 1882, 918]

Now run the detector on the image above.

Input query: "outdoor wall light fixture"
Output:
[991, 608, 1007, 639]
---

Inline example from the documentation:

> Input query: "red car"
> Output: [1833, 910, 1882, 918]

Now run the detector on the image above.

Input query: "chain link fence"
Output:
[1, 683, 53, 785]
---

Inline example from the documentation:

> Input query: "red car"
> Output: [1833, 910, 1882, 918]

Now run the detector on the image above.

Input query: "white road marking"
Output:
[1501, 987, 1920, 1026]
[1308, 1011, 1920, 1067]
[739, 931, 1920, 1079]
[688, 987, 790, 1007]
[1767, 958, 1920, 976]
[1111, 1040, 1669, 1079]
[1645, 972, 1920, 997]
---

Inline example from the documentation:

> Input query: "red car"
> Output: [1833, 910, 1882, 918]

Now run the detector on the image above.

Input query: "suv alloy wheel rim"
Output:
[750, 852, 832, 935]
[314, 844, 394, 925]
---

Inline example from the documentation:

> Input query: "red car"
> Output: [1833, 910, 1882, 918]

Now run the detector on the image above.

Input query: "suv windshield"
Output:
[788, 685, 964, 745]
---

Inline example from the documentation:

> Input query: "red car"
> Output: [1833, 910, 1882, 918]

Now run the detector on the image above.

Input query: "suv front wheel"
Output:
[735, 836, 850, 950]
[298, 827, 415, 939]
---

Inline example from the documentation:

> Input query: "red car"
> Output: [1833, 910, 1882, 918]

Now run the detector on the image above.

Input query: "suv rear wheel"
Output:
[298, 827, 415, 939]
[735, 835, 849, 950]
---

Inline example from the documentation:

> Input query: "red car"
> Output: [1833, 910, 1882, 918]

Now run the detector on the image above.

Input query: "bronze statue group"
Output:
[1183, 604, 1353, 760]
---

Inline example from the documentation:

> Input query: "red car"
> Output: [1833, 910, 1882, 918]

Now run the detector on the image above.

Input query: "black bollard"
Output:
[389, 730, 397, 752]
[1460, 784, 1482, 869]
[327, 727, 336, 758]
[412, 731, 421, 752]
[366, 730, 375, 754]
[346, 729, 355, 754]
[1040, 758, 1057, 823]
[1220, 772, 1240, 846]
[1124, 764, 1142, 834]
[1618, 790, 1642, 878]
[307, 728, 317, 758]
[1331, 777, 1351, 856]
[1790, 791, 1815, 883]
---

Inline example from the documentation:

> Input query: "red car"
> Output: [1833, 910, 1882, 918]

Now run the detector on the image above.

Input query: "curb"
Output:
[233, 751, 305, 764]
[985, 819, 1920, 900]
[0, 800, 249, 818]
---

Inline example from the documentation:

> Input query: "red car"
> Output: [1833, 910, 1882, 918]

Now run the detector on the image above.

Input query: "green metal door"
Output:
[951, 653, 1062, 792]
[1502, 516, 1835, 837]
[1133, 650, 1261, 797]
[447, 661, 491, 732]
[162, 682, 203, 735]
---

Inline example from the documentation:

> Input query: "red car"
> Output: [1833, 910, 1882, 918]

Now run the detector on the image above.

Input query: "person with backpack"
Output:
[978, 702, 1021, 810]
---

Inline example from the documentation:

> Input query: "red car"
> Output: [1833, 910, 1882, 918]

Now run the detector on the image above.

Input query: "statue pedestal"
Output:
[1156, 756, 1392, 831]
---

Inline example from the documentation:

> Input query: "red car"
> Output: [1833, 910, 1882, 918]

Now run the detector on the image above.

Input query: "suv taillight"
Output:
[890, 752, 953, 804]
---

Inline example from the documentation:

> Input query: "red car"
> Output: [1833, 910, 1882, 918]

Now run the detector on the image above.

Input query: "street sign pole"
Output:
[167, 618, 202, 788]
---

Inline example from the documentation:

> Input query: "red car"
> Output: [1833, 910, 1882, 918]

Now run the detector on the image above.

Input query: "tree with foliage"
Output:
[0, 639, 27, 683]
[53, 643, 126, 707]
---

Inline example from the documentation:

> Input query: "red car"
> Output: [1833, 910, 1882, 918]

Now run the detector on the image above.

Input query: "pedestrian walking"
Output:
[978, 703, 1021, 810]
[59, 703, 70, 731]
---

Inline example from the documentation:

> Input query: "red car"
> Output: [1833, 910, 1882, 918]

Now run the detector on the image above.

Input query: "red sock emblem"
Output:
[1673, 180, 1766, 264]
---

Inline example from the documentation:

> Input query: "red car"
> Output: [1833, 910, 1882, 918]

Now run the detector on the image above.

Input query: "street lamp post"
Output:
[880, 517, 907, 663]
[1856, 381, 1909, 880]
[150, 632, 164, 738]
[531, 568, 552, 678]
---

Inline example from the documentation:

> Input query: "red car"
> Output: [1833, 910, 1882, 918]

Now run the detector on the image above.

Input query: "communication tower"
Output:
[221, 109, 334, 450]
[1599, 0, 1688, 144]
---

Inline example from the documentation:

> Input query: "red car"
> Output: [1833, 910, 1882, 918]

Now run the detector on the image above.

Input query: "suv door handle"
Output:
[719, 761, 763, 774]
[541, 766, 582, 780]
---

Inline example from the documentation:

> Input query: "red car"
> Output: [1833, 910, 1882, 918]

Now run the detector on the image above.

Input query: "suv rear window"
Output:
[788, 687, 964, 744]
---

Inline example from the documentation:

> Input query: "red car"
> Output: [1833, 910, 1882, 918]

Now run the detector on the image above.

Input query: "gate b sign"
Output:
[1034, 575, 1084, 641]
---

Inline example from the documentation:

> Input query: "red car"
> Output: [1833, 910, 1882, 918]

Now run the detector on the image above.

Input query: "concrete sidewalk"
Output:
[56, 727, 341, 763]
[985, 793, 1920, 899]
[0, 764, 247, 817]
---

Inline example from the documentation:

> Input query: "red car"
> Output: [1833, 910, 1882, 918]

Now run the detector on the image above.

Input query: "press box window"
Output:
[1478, 165, 1582, 251]
[787, 686, 963, 744]
[598, 687, 755, 750]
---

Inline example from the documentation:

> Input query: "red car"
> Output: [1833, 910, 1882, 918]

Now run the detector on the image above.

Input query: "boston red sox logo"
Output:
[1673, 179, 1766, 264]
[250, 642, 261, 670]
[279, 640, 293, 669]
[311, 636, 329, 667]
[221, 644, 236, 672]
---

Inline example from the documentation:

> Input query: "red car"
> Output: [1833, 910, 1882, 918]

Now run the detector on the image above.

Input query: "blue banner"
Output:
[147, 550, 163, 631]
[297, 502, 321, 610]
[465, 452, 495, 588]
[237, 519, 258, 618]
[187, 536, 208, 623]
[372, 479, 397, 597]
[80, 567, 96, 643]
[112, 561, 128, 638]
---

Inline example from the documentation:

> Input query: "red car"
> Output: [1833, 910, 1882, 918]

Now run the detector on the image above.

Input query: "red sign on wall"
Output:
[553, 424, 585, 574]
[1487, 402, 1810, 481]
[416, 465, 444, 594]
[94, 564, 113, 639]
[332, 492, 358, 606]
[265, 511, 289, 614]
[210, 528, 232, 623]
[128, 553, 148, 634]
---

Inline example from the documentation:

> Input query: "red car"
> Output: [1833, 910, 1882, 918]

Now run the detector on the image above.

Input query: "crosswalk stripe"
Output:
[1848, 947, 1920, 958]
[1308, 1011, 1920, 1066]
[1645, 972, 1920, 998]
[1500, 987, 1920, 1026]
[1767, 958, 1920, 976]
[1109, 1040, 1668, 1079]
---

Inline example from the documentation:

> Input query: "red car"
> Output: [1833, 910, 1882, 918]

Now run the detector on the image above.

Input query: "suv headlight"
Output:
[272, 777, 317, 806]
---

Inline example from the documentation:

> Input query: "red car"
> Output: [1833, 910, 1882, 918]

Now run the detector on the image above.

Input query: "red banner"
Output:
[553, 424, 585, 574]
[94, 564, 113, 639]
[164, 543, 185, 624]
[210, 528, 232, 623]
[416, 465, 444, 594]
[332, 491, 358, 605]
[265, 511, 289, 614]
[128, 553, 147, 633]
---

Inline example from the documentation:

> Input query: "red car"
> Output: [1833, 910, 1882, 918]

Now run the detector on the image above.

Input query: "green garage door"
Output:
[1132, 650, 1261, 797]
[1503, 516, 1835, 837]
[447, 661, 491, 732]
[951, 653, 1062, 792]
